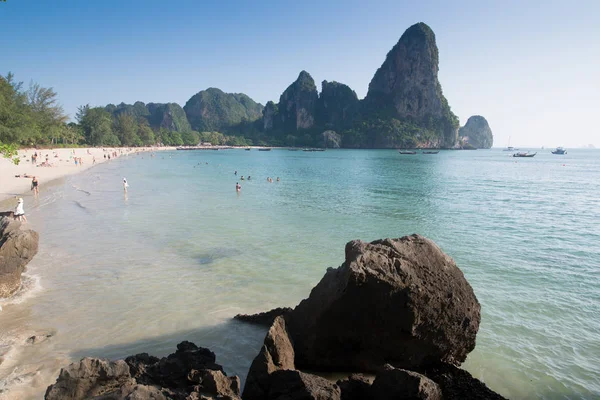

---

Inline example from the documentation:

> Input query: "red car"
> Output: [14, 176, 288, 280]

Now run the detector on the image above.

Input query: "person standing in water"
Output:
[31, 176, 39, 195]
[14, 198, 27, 223]
[236, 182, 241, 192]
[123, 177, 129, 192]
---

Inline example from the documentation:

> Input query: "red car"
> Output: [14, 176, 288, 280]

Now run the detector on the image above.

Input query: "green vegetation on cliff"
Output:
[183, 88, 263, 132]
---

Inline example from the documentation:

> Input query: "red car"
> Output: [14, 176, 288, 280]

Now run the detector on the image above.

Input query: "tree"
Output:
[181, 130, 200, 146]
[137, 120, 155, 145]
[80, 107, 117, 145]
[114, 113, 141, 146]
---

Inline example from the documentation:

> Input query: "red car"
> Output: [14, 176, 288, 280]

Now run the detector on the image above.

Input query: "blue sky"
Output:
[2, 0, 599, 147]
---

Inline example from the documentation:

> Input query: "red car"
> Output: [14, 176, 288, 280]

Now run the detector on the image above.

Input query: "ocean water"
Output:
[0, 149, 599, 399]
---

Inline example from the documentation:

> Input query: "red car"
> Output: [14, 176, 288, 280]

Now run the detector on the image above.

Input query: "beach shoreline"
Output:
[0, 146, 175, 205]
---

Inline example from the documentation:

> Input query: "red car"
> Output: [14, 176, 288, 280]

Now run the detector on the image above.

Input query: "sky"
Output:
[1, 0, 599, 148]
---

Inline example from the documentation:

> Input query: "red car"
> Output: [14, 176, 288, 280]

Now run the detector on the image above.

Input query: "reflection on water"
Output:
[0, 149, 599, 399]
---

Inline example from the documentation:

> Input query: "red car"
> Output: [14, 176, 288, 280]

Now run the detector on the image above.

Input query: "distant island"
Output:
[0, 22, 493, 151]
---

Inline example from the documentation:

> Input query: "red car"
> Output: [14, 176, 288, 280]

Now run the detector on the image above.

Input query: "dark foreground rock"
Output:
[287, 234, 481, 372]
[241, 234, 506, 400]
[424, 363, 507, 400]
[0, 216, 39, 298]
[45, 341, 241, 400]
[234, 307, 293, 327]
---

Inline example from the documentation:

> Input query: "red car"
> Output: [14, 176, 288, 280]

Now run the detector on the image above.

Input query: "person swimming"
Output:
[236, 182, 241, 192]
[123, 177, 129, 191]
[240, 176, 245, 180]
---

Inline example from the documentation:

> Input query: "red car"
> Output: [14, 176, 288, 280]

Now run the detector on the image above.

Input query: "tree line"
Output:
[0, 72, 253, 162]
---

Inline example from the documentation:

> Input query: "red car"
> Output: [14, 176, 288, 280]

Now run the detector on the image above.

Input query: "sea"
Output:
[0, 148, 598, 399]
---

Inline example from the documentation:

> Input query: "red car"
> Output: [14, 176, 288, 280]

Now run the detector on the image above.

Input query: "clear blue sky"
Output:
[2, 0, 599, 147]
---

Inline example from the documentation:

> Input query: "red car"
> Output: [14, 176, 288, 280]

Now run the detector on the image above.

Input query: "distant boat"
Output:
[258, 148, 272, 152]
[422, 151, 439, 154]
[513, 152, 536, 158]
[503, 136, 519, 151]
[244, 148, 251, 151]
[302, 148, 326, 152]
[398, 150, 417, 154]
[552, 147, 567, 155]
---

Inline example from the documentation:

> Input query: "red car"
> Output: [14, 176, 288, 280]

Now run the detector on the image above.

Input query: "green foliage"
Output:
[0, 141, 19, 164]
[184, 88, 263, 132]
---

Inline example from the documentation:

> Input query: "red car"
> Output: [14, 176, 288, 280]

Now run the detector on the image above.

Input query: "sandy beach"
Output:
[0, 147, 174, 204]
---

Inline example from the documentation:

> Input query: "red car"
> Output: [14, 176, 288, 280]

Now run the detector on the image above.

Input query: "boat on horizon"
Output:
[244, 148, 251, 151]
[513, 152, 536, 158]
[422, 151, 439, 154]
[258, 148, 272, 151]
[398, 150, 417, 154]
[552, 147, 567, 154]
[503, 136, 519, 151]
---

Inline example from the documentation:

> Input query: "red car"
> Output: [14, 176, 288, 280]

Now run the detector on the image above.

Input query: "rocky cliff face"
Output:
[0, 217, 39, 298]
[146, 103, 191, 132]
[365, 22, 458, 147]
[183, 88, 263, 132]
[277, 71, 319, 130]
[262, 101, 278, 131]
[317, 80, 359, 128]
[459, 115, 493, 149]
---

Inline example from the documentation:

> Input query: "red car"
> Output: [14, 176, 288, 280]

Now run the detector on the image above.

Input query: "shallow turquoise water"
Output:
[1, 149, 599, 399]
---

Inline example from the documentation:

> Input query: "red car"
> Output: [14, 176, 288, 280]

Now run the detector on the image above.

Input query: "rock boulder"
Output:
[45, 341, 241, 400]
[286, 234, 481, 372]
[0, 217, 39, 298]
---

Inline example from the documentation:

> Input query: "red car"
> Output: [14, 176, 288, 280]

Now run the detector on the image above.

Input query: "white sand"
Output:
[0, 147, 174, 203]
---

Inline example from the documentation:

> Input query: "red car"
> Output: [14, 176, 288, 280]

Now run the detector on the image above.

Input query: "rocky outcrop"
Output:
[262, 101, 278, 131]
[234, 307, 292, 326]
[277, 71, 319, 130]
[459, 116, 493, 149]
[242, 316, 295, 399]
[183, 88, 263, 132]
[45, 341, 241, 400]
[365, 22, 458, 148]
[286, 234, 480, 372]
[317, 81, 359, 128]
[371, 365, 442, 400]
[241, 234, 506, 399]
[0, 217, 39, 298]
[321, 130, 341, 148]
[147, 103, 192, 133]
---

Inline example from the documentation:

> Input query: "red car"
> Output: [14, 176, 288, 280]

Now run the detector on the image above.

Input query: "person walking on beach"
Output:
[14, 198, 27, 223]
[123, 177, 129, 192]
[31, 176, 39, 195]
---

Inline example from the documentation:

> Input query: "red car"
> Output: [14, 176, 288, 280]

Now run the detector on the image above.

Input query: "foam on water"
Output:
[0, 149, 598, 399]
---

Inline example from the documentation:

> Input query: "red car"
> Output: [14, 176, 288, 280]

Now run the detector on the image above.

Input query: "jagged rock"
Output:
[233, 307, 292, 326]
[243, 316, 295, 399]
[371, 365, 442, 400]
[277, 71, 319, 130]
[321, 131, 341, 149]
[263, 101, 278, 131]
[459, 116, 493, 149]
[336, 374, 372, 400]
[317, 81, 359, 128]
[44, 358, 135, 400]
[267, 370, 341, 400]
[365, 23, 458, 148]
[424, 363, 507, 400]
[0, 217, 39, 298]
[188, 369, 240, 399]
[286, 234, 480, 372]
[125, 341, 223, 389]
[45, 342, 240, 400]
